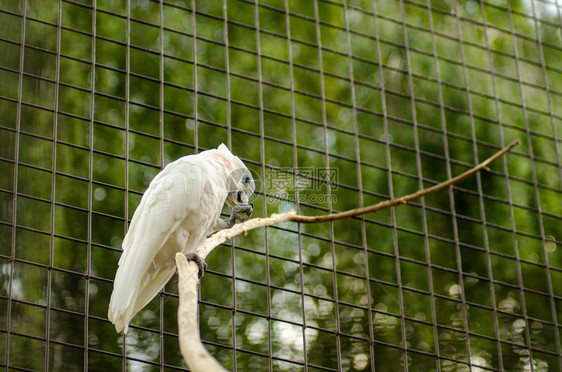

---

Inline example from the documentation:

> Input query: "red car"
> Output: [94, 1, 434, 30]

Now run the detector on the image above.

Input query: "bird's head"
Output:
[225, 168, 255, 207]
[214, 144, 255, 208]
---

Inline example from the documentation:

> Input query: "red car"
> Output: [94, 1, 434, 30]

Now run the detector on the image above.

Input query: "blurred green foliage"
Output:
[0, 0, 561, 371]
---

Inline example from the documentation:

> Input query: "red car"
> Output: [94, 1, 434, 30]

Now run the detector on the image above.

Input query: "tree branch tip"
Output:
[502, 139, 520, 152]
[175, 252, 186, 265]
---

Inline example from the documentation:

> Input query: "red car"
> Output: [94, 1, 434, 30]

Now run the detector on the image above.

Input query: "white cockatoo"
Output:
[108, 144, 254, 333]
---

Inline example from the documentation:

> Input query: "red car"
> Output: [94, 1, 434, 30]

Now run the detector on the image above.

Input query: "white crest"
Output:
[217, 143, 231, 153]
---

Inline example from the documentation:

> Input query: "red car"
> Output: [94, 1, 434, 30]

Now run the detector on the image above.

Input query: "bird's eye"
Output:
[243, 175, 250, 185]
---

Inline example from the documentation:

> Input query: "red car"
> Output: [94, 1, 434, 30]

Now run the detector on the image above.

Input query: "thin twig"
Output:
[289, 139, 520, 223]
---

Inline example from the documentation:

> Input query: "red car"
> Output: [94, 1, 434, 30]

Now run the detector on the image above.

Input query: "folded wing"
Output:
[108, 159, 204, 333]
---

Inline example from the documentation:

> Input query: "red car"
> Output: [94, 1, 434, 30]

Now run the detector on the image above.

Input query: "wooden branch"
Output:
[176, 139, 519, 370]
[196, 210, 298, 260]
[175, 253, 228, 372]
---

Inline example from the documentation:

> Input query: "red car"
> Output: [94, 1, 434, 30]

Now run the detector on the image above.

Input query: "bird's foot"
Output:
[184, 252, 207, 279]
[225, 202, 253, 227]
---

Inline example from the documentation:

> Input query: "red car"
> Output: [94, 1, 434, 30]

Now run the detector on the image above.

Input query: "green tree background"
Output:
[0, 0, 561, 371]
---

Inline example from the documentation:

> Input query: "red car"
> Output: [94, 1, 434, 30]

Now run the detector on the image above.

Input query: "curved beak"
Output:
[227, 190, 250, 206]
[238, 190, 249, 204]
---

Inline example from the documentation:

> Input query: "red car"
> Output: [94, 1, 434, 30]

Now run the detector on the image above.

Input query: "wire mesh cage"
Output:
[0, 0, 561, 370]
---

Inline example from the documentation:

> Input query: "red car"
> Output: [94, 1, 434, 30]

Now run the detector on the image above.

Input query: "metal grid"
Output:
[0, 0, 561, 371]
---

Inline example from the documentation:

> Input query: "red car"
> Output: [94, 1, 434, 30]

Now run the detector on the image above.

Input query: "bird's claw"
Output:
[225, 202, 253, 227]
[184, 252, 207, 279]
[233, 202, 253, 222]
